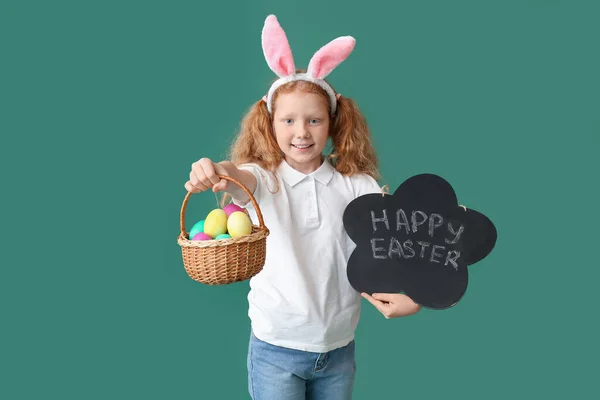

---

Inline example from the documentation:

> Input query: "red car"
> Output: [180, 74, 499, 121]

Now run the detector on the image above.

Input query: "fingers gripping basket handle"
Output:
[179, 175, 266, 238]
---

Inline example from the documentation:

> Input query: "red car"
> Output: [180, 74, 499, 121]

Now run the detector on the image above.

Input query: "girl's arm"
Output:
[186, 158, 257, 204]
[214, 160, 257, 204]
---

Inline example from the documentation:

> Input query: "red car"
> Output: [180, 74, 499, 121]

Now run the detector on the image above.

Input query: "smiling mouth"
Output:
[292, 144, 314, 149]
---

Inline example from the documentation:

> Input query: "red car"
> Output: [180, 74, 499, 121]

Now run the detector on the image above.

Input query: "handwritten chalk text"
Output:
[369, 209, 464, 269]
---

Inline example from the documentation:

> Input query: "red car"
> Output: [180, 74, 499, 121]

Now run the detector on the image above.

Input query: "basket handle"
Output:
[179, 175, 266, 238]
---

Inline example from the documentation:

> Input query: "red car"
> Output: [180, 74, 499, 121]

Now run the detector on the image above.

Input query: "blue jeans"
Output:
[247, 332, 356, 399]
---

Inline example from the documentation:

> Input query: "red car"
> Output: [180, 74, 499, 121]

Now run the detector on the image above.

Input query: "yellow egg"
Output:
[204, 209, 228, 238]
[227, 211, 252, 238]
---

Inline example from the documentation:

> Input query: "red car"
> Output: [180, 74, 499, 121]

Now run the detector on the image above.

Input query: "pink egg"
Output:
[192, 232, 212, 241]
[223, 203, 244, 217]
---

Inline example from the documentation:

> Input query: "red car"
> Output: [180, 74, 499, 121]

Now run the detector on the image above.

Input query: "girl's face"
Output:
[272, 90, 330, 174]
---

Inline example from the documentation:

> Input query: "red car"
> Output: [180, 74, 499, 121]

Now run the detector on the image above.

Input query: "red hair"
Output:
[228, 72, 380, 183]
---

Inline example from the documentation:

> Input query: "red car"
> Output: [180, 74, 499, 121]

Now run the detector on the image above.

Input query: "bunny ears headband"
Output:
[261, 15, 355, 115]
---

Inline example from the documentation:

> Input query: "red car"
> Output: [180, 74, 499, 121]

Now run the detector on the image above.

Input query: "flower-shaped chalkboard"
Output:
[343, 173, 497, 309]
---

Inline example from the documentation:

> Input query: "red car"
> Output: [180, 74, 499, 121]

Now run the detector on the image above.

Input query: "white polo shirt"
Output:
[234, 158, 381, 353]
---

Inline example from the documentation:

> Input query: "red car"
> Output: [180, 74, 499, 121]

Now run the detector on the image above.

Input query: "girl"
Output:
[184, 15, 420, 400]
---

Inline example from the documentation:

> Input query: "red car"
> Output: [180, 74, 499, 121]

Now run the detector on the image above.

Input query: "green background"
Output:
[2, 0, 598, 398]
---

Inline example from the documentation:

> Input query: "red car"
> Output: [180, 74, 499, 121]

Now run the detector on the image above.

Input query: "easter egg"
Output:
[223, 203, 244, 217]
[227, 211, 252, 238]
[204, 208, 228, 237]
[189, 219, 205, 239]
[192, 232, 212, 241]
[215, 233, 232, 240]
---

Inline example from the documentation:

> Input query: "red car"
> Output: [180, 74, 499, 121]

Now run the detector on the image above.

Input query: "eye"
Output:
[309, 119, 320, 125]
[283, 119, 293, 124]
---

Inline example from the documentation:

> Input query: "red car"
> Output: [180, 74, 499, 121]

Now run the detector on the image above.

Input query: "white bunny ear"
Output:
[307, 36, 355, 79]
[261, 15, 296, 77]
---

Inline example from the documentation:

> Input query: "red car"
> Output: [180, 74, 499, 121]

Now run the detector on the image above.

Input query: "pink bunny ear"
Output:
[307, 36, 355, 80]
[261, 15, 295, 77]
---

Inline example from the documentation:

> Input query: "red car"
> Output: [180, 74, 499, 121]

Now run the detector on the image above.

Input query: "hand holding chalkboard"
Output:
[343, 173, 497, 310]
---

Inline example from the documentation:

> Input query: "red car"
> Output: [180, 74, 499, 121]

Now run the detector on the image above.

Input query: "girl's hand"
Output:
[185, 158, 233, 193]
[361, 292, 421, 319]
[185, 158, 256, 203]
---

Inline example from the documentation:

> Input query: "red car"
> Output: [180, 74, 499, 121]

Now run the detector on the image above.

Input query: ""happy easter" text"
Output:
[369, 208, 464, 269]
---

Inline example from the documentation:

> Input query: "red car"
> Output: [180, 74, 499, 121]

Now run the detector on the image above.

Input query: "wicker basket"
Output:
[177, 175, 269, 285]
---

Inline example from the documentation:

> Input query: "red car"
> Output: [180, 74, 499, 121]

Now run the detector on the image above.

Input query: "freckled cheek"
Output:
[274, 129, 292, 146]
[276, 138, 291, 148]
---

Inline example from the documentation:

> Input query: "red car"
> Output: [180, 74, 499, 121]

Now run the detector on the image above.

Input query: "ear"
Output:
[261, 15, 296, 77]
[307, 36, 355, 80]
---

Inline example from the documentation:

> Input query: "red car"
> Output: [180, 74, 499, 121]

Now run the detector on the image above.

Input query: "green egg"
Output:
[189, 220, 205, 239]
[215, 233, 232, 240]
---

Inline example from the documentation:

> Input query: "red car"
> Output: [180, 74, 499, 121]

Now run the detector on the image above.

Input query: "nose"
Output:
[295, 123, 310, 138]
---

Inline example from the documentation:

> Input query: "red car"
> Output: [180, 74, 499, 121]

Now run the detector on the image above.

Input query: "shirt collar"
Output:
[278, 158, 335, 187]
